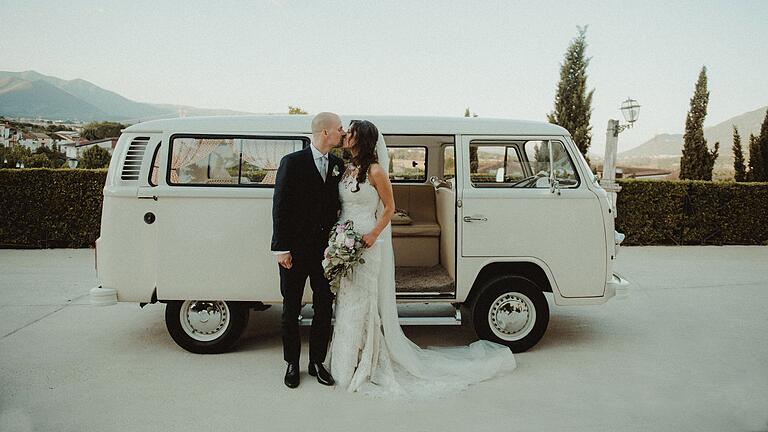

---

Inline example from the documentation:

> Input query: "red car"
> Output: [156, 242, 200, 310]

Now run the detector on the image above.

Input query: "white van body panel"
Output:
[97, 115, 620, 306]
[97, 133, 161, 302]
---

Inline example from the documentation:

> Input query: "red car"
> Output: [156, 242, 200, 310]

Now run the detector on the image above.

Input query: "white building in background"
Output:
[52, 131, 79, 145]
[65, 138, 118, 161]
[0, 124, 22, 147]
[18, 132, 53, 151]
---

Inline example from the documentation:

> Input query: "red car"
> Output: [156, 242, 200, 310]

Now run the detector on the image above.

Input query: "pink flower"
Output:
[336, 225, 346, 233]
[345, 238, 355, 248]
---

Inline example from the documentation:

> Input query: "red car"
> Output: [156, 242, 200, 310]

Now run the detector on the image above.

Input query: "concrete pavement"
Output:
[1, 247, 767, 432]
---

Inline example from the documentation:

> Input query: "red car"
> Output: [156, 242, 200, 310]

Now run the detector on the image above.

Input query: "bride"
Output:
[327, 119, 516, 399]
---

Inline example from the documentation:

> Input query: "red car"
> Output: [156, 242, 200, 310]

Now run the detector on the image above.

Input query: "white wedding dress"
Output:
[327, 136, 516, 400]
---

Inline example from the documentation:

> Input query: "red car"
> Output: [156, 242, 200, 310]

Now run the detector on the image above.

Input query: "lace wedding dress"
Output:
[327, 137, 516, 399]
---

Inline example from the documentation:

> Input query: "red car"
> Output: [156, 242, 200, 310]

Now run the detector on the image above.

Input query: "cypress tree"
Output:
[680, 66, 719, 180]
[757, 109, 768, 181]
[747, 134, 760, 181]
[548, 26, 594, 162]
[732, 126, 747, 182]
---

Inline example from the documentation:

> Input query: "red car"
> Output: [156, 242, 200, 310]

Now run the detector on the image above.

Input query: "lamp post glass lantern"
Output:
[620, 98, 641, 124]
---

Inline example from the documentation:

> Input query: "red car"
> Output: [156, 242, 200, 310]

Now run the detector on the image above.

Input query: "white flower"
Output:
[332, 165, 340, 177]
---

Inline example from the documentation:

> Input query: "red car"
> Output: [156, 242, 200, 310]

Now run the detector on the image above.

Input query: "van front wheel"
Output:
[472, 276, 549, 353]
[165, 300, 249, 354]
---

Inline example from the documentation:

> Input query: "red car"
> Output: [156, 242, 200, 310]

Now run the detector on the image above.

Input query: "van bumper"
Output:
[90, 286, 118, 306]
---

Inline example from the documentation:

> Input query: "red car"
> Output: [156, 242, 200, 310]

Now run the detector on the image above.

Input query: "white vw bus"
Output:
[91, 115, 628, 354]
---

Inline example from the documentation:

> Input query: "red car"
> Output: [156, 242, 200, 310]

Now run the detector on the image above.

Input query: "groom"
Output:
[271, 112, 345, 389]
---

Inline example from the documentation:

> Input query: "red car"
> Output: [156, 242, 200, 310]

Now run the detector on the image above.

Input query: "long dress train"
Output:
[328, 175, 516, 399]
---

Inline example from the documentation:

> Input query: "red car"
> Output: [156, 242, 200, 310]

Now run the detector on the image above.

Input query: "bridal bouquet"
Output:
[322, 220, 366, 294]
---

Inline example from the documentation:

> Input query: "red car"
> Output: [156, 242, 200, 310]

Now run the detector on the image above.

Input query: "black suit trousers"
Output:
[279, 248, 333, 365]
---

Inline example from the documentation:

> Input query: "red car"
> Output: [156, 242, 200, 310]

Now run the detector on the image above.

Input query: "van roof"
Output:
[123, 115, 570, 136]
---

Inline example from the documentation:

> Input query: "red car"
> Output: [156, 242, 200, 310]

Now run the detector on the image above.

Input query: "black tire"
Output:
[471, 275, 549, 353]
[165, 300, 249, 354]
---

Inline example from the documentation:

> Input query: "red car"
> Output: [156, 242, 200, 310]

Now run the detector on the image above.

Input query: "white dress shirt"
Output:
[273, 143, 329, 255]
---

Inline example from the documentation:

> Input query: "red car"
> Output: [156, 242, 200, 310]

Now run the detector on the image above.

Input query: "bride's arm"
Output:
[362, 163, 395, 247]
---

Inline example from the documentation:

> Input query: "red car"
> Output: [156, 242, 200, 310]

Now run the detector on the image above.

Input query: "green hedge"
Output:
[616, 179, 768, 245]
[0, 169, 107, 248]
[1, 171, 766, 248]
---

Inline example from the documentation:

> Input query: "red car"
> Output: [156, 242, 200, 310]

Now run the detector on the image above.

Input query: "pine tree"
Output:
[757, 109, 768, 181]
[747, 134, 760, 181]
[703, 141, 719, 181]
[679, 66, 718, 180]
[548, 26, 594, 162]
[732, 126, 747, 182]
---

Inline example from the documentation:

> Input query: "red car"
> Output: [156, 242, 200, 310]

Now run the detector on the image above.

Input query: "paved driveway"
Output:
[1, 247, 767, 432]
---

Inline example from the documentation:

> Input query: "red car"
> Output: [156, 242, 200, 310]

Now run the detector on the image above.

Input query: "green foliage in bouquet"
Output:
[322, 220, 367, 294]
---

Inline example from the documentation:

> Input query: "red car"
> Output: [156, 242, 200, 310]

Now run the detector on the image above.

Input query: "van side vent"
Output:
[121, 137, 150, 181]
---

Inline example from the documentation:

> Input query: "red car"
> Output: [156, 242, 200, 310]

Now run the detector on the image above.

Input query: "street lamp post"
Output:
[602, 97, 640, 216]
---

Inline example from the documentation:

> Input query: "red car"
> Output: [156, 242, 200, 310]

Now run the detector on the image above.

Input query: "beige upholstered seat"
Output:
[391, 185, 440, 266]
[392, 222, 441, 237]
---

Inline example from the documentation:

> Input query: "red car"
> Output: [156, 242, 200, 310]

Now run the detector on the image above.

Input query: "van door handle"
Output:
[463, 216, 488, 222]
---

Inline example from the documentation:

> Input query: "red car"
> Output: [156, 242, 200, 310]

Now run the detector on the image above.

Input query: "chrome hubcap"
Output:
[488, 292, 535, 341]
[179, 300, 230, 342]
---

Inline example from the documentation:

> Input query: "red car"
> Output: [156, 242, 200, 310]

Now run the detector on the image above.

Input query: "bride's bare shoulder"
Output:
[367, 163, 387, 186]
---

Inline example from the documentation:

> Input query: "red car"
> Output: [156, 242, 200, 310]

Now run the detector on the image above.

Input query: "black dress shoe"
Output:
[284, 362, 300, 388]
[308, 362, 335, 386]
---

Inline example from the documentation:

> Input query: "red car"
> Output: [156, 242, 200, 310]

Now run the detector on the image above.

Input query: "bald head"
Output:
[311, 112, 344, 152]
[311, 112, 341, 134]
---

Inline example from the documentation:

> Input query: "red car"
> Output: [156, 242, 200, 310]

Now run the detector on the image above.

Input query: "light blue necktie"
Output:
[319, 155, 327, 181]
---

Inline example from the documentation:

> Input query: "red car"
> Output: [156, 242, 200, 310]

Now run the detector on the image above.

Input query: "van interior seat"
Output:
[391, 185, 440, 236]
[391, 223, 441, 237]
[391, 184, 440, 267]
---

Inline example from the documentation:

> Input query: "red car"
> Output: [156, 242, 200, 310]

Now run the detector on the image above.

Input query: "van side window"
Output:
[168, 136, 301, 186]
[523, 140, 579, 188]
[469, 144, 525, 186]
[387, 147, 426, 182]
[149, 144, 160, 186]
[443, 145, 455, 179]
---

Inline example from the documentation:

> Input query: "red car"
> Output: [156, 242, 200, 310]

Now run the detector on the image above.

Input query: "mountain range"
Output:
[617, 106, 767, 169]
[1, 70, 764, 171]
[0, 70, 251, 122]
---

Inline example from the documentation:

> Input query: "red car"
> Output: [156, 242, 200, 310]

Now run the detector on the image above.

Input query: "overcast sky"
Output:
[3, 0, 766, 154]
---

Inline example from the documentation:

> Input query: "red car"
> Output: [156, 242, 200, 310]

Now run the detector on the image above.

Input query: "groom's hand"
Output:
[277, 252, 293, 269]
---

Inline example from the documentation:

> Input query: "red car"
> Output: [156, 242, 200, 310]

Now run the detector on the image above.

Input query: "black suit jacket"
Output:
[271, 146, 343, 256]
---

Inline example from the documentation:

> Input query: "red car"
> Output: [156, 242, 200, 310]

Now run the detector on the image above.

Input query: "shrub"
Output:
[616, 179, 768, 245]
[80, 146, 112, 169]
[1, 171, 766, 248]
[0, 169, 106, 248]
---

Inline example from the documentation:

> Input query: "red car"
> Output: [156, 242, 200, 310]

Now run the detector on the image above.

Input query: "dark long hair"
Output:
[346, 120, 379, 192]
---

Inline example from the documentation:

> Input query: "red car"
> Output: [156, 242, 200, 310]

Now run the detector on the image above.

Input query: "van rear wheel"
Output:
[472, 276, 549, 353]
[165, 300, 249, 354]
